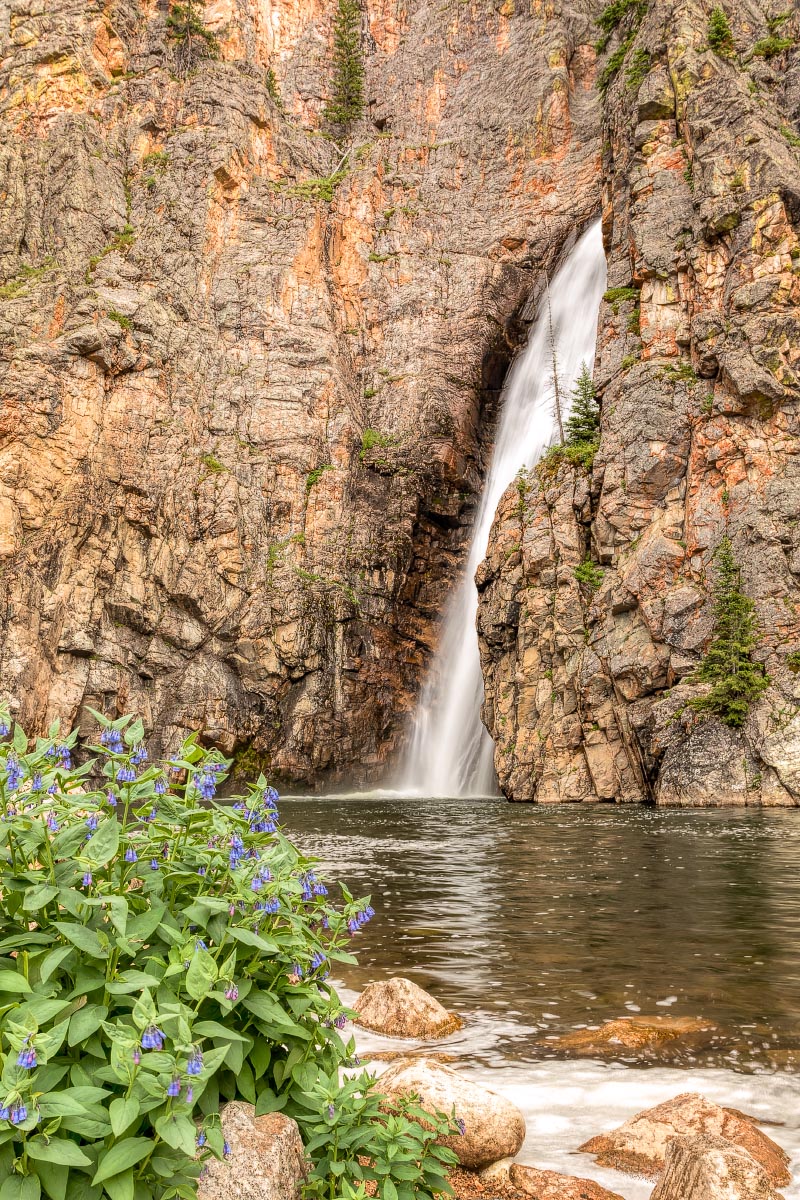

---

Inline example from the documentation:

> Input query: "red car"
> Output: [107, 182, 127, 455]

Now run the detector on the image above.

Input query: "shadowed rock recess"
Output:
[0, 0, 602, 786]
[477, 0, 800, 803]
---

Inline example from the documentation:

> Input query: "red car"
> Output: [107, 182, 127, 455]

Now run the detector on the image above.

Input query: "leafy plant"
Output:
[200, 453, 226, 475]
[594, 0, 647, 53]
[167, 0, 220, 69]
[306, 465, 333, 492]
[752, 34, 794, 57]
[625, 47, 651, 89]
[707, 7, 735, 56]
[574, 557, 604, 592]
[564, 364, 600, 445]
[689, 536, 770, 726]
[359, 429, 393, 460]
[0, 709, 457, 1200]
[603, 286, 639, 313]
[324, 0, 365, 132]
[107, 310, 132, 331]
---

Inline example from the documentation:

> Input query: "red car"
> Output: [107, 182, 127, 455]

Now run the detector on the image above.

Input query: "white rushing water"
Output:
[397, 221, 607, 798]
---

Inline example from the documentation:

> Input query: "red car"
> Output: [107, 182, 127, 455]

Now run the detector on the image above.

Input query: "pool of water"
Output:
[281, 798, 800, 1196]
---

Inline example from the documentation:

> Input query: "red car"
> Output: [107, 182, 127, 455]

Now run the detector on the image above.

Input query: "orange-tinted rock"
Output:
[548, 1015, 716, 1057]
[650, 1133, 786, 1200]
[579, 1093, 790, 1186]
[509, 1162, 625, 1200]
[198, 1103, 307, 1200]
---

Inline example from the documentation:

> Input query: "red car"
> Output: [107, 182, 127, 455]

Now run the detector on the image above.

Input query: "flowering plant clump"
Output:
[0, 707, 458, 1200]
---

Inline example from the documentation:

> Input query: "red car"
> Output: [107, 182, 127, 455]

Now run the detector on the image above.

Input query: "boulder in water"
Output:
[378, 1056, 525, 1169]
[198, 1102, 307, 1200]
[545, 1015, 716, 1061]
[579, 1092, 790, 1185]
[509, 1162, 625, 1199]
[650, 1132, 786, 1200]
[353, 977, 462, 1038]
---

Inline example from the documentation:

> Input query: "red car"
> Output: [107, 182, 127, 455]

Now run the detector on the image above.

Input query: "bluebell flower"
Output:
[251, 878, 262, 893]
[154, 777, 167, 795]
[141, 1025, 164, 1051]
[224, 984, 239, 1001]
[150, 859, 159, 871]
[5, 758, 23, 791]
[187, 1049, 203, 1075]
[167, 1077, 180, 1098]
[193, 771, 216, 801]
[17, 1045, 36, 1070]
[0, 720, 9, 737]
[116, 765, 136, 784]
[100, 728, 125, 753]
[132, 1049, 141, 1064]
[0, 1106, 9, 1120]
[82, 872, 92, 888]
[334, 1014, 346, 1030]
[327, 1103, 335, 1119]
[197, 1130, 207, 1148]
[124, 847, 138, 863]
[10, 1105, 27, 1124]
[47, 784, 57, 795]
[46, 812, 59, 832]
[290, 963, 303, 978]
[130, 745, 147, 766]
[106, 790, 118, 807]
[86, 814, 99, 832]
[313, 883, 328, 896]
[56, 745, 71, 768]
[223, 1140, 231, 1158]
[197, 866, 206, 877]
[310, 952, 326, 971]
[32, 773, 43, 791]
[186, 1085, 194, 1105]
[456, 1117, 466, 1135]
[195, 939, 207, 952]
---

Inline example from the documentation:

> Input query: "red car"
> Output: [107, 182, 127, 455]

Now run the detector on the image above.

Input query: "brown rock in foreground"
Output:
[509, 1162, 625, 1200]
[579, 1093, 790, 1185]
[650, 1133, 786, 1200]
[198, 1103, 307, 1200]
[379, 1057, 525, 1169]
[353, 976, 462, 1039]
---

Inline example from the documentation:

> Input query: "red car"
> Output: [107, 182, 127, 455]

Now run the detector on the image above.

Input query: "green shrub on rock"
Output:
[689, 536, 770, 727]
[0, 709, 458, 1200]
[324, 0, 365, 133]
[707, 7, 735, 57]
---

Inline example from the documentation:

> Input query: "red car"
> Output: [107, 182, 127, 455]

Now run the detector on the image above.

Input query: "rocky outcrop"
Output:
[650, 1132, 786, 1200]
[377, 1057, 526, 1168]
[507, 1162, 625, 1200]
[542, 1015, 717, 1063]
[0, 0, 603, 785]
[353, 976, 462, 1038]
[578, 1092, 791, 1185]
[477, 0, 800, 803]
[198, 1104, 307, 1200]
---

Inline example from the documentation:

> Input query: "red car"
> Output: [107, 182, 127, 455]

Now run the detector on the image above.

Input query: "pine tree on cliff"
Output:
[690, 536, 770, 728]
[325, 0, 365, 133]
[565, 364, 600, 445]
[167, 0, 220, 71]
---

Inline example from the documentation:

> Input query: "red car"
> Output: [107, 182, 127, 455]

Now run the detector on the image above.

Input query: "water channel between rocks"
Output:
[281, 797, 800, 1199]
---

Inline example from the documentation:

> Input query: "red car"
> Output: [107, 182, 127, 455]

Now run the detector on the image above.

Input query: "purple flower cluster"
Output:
[5, 758, 23, 792]
[347, 905, 375, 934]
[100, 727, 125, 754]
[17, 1045, 36, 1070]
[141, 1025, 165, 1051]
[116, 765, 136, 784]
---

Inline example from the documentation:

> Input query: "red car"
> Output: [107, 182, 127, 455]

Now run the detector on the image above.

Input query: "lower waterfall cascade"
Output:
[397, 221, 608, 798]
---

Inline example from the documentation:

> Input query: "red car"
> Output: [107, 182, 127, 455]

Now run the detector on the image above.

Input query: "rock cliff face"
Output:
[0, 0, 603, 783]
[477, 0, 800, 802]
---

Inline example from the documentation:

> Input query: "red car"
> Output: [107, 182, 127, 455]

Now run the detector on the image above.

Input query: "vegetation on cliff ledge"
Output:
[324, 0, 365, 133]
[689, 537, 770, 728]
[540, 364, 601, 476]
[0, 708, 458, 1200]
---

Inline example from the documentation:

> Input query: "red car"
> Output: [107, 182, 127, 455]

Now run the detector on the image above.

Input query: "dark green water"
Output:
[281, 798, 800, 1072]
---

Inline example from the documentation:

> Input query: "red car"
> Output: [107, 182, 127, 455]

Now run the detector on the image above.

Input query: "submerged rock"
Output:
[353, 977, 463, 1039]
[545, 1015, 716, 1060]
[198, 1103, 307, 1200]
[508, 1162, 625, 1199]
[579, 1092, 790, 1185]
[378, 1057, 525, 1169]
[650, 1132, 786, 1200]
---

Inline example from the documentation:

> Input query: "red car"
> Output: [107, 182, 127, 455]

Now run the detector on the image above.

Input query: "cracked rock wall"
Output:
[477, 0, 800, 804]
[0, 0, 603, 783]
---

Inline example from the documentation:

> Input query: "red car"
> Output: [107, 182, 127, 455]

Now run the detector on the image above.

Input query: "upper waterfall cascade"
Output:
[396, 221, 608, 798]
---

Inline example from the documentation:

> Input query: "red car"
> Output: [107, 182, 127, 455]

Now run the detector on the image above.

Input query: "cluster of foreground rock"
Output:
[200, 979, 793, 1200]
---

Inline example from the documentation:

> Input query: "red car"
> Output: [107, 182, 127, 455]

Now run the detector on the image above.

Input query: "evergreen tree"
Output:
[707, 6, 735, 56]
[689, 536, 769, 727]
[565, 364, 600, 445]
[167, 0, 220, 70]
[324, 0, 365, 132]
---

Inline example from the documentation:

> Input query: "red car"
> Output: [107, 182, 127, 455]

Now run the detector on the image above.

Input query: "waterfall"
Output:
[397, 221, 607, 798]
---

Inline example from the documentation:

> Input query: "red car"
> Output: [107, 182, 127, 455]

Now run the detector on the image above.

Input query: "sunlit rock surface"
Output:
[0, 0, 603, 786]
[650, 1132, 786, 1200]
[477, 0, 800, 803]
[353, 975, 462, 1038]
[198, 1103, 307, 1200]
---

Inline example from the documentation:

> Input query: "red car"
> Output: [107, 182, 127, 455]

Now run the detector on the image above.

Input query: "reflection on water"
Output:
[281, 798, 800, 1072]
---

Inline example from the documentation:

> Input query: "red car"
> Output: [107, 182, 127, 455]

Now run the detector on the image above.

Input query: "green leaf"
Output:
[125, 904, 165, 943]
[40, 946, 75, 983]
[105, 971, 160, 996]
[192, 1020, 250, 1042]
[54, 923, 107, 958]
[185, 950, 217, 1002]
[13, 723, 27, 753]
[102, 1172, 134, 1200]
[0, 969, 31, 992]
[84, 818, 120, 869]
[155, 1114, 197, 1157]
[27, 1138, 93, 1167]
[124, 719, 144, 746]
[0, 1179, 41, 1200]
[227, 927, 278, 952]
[23, 884, 60, 912]
[35, 1161, 69, 1200]
[109, 1097, 140, 1137]
[39, 1094, 90, 1118]
[92, 1140, 153, 1186]
[69, 1004, 108, 1047]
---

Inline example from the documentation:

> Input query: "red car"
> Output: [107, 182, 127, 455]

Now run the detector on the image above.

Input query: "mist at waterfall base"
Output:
[397, 221, 607, 798]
